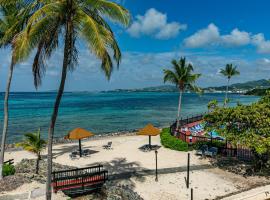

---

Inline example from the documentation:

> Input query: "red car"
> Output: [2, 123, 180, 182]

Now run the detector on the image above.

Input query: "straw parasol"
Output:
[65, 128, 94, 157]
[137, 124, 160, 148]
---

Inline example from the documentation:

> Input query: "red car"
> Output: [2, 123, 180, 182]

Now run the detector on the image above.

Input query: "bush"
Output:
[160, 128, 188, 151]
[2, 164, 15, 177]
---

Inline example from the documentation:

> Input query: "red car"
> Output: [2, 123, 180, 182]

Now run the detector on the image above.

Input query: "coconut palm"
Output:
[220, 64, 240, 107]
[16, 129, 46, 174]
[13, 1, 130, 199]
[163, 57, 201, 130]
[0, 2, 30, 180]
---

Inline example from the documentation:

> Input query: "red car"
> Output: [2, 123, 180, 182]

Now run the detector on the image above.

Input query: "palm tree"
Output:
[16, 129, 46, 174]
[220, 64, 240, 107]
[13, 1, 130, 199]
[0, 2, 29, 180]
[163, 57, 201, 130]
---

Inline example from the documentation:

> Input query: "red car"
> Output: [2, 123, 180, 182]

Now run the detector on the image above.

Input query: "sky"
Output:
[1, 0, 270, 91]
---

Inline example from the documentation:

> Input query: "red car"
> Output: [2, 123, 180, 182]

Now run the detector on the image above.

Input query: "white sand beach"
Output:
[2, 134, 269, 200]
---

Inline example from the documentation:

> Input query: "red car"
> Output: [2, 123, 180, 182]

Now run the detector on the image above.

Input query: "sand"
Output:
[2, 134, 269, 200]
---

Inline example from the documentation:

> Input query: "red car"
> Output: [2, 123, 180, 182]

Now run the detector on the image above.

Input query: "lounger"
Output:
[205, 147, 218, 157]
[103, 142, 112, 150]
[82, 149, 91, 156]
[196, 145, 208, 156]
[69, 152, 77, 159]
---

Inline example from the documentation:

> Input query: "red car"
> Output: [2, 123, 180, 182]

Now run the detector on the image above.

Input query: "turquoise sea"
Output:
[0, 92, 259, 143]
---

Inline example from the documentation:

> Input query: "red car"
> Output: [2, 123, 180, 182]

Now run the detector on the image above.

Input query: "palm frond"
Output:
[163, 69, 178, 85]
[83, 0, 130, 27]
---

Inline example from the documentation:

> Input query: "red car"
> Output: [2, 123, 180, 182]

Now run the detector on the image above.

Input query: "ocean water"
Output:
[0, 92, 259, 143]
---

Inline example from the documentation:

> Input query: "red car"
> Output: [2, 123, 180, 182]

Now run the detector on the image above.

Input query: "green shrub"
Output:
[2, 164, 15, 177]
[160, 128, 188, 151]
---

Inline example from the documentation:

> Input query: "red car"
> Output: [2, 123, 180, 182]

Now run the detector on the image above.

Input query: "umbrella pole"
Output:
[79, 139, 82, 157]
[149, 136, 151, 149]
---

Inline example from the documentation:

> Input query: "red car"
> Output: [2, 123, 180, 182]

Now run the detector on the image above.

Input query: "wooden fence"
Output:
[170, 114, 254, 161]
[52, 165, 108, 194]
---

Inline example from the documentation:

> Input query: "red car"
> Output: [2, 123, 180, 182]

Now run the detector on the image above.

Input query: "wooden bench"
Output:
[52, 165, 108, 196]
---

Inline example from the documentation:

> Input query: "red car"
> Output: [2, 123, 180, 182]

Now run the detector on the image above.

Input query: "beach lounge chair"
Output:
[69, 151, 77, 159]
[82, 149, 91, 156]
[196, 145, 208, 156]
[103, 142, 112, 150]
[205, 147, 218, 157]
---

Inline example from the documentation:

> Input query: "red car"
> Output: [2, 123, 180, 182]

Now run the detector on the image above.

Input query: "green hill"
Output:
[245, 88, 270, 96]
[104, 79, 270, 93]
[204, 79, 270, 92]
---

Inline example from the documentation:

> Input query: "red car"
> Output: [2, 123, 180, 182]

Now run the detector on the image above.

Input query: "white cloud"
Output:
[184, 23, 220, 48]
[184, 23, 251, 48]
[221, 29, 251, 46]
[251, 33, 270, 53]
[127, 8, 187, 39]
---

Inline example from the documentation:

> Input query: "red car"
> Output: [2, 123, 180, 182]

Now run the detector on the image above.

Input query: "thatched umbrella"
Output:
[137, 124, 160, 148]
[65, 128, 94, 157]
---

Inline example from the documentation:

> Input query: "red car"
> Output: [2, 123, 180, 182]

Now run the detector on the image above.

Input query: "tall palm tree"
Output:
[220, 64, 240, 107]
[0, 2, 29, 180]
[163, 57, 201, 131]
[16, 129, 46, 174]
[13, 1, 130, 199]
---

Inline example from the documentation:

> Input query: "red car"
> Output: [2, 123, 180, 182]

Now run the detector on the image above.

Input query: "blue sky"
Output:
[1, 0, 270, 91]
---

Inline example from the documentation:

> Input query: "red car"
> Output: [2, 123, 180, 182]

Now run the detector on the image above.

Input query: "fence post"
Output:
[191, 188, 193, 200]
[155, 150, 158, 182]
[185, 153, 190, 188]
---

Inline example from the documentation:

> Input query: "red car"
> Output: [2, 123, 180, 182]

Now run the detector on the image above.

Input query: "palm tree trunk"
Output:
[46, 21, 72, 200]
[36, 153, 41, 174]
[0, 59, 15, 180]
[176, 89, 183, 131]
[224, 78, 230, 107]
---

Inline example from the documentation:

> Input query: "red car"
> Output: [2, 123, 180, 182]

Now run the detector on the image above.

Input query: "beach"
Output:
[2, 134, 269, 200]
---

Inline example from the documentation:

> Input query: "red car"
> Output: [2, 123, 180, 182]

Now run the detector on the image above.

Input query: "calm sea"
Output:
[0, 92, 259, 143]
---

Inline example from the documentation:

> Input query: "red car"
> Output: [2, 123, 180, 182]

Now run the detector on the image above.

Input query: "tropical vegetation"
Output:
[2, 163, 15, 177]
[160, 128, 188, 151]
[16, 129, 46, 174]
[204, 91, 270, 169]
[163, 57, 201, 130]
[0, 1, 30, 180]
[220, 64, 240, 106]
[207, 99, 218, 112]
[7, 1, 130, 199]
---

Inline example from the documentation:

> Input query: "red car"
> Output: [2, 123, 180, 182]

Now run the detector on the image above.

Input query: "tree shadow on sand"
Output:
[51, 144, 99, 159]
[89, 158, 146, 189]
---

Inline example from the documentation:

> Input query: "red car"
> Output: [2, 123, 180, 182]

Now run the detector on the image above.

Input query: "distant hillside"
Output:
[204, 79, 270, 92]
[103, 85, 178, 93]
[245, 88, 270, 96]
[103, 79, 270, 93]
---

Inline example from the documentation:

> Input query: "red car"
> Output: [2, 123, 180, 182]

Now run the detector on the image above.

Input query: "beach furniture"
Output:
[64, 128, 95, 157]
[103, 142, 112, 150]
[69, 152, 77, 159]
[137, 124, 160, 150]
[205, 147, 218, 157]
[196, 144, 208, 156]
[82, 149, 91, 156]
[52, 165, 108, 196]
